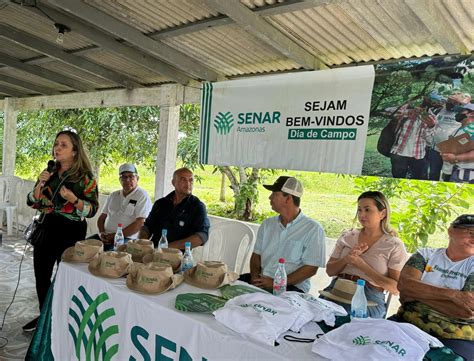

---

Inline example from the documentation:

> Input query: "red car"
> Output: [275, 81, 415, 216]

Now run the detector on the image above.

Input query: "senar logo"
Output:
[213, 111, 234, 135]
[352, 335, 371, 346]
[352, 335, 407, 357]
[68, 286, 119, 360]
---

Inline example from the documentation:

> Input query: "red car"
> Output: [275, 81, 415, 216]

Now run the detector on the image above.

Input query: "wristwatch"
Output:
[73, 198, 80, 205]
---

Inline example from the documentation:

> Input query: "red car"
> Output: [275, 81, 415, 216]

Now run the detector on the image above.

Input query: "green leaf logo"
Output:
[213, 111, 234, 135]
[68, 286, 119, 360]
[352, 335, 371, 346]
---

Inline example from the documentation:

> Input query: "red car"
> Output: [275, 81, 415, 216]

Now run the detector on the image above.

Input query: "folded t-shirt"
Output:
[312, 318, 443, 361]
[213, 292, 305, 346]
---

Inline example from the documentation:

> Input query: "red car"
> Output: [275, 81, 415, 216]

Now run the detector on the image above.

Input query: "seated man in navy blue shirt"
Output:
[138, 167, 210, 250]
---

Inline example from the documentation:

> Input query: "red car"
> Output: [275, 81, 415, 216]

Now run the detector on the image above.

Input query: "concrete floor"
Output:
[0, 234, 37, 360]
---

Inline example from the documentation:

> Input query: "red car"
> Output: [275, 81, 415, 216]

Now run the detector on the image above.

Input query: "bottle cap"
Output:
[162, 229, 167, 236]
[185, 241, 191, 248]
[117, 223, 123, 227]
[357, 279, 365, 286]
[278, 258, 285, 263]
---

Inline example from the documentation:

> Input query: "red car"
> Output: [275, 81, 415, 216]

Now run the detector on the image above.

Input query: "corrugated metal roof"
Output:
[241, 0, 286, 10]
[0, 79, 40, 96]
[84, 0, 219, 33]
[0, 37, 39, 59]
[265, 0, 466, 66]
[439, 0, 473, 48]
[80, 49, 169, 84]
[162, 24, 299, 76]
[39, 60, 117, 88]
[0, 0, 471, 99]
[0, 67, 72, 92]
[0, 3, 92, 50]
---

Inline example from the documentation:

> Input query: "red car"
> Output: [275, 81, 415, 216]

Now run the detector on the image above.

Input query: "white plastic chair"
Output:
[202, 221, 256, 274]
[0, 176, 24, 235]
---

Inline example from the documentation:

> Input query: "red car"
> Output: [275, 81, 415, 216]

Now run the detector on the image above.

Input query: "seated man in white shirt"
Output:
[240, 176, 326, 293]
[92, 163, 152, 249]
[395, 214, 474, 359]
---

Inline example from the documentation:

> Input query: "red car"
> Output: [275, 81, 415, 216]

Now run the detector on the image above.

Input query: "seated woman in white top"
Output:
[322, 191, 408, 318]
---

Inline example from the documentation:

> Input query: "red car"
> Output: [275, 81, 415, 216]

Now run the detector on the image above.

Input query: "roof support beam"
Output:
[3, 0, 329, 83]
[255, 0, 338, 16]
[0, 53, 93, 92]
[405, 0, 468, 54]
[0, 74, 58, 95]
[151, 15, 233, 40]
[5, 1, 192, 85]
[13, 85, 201, 111]
[0, 25, 140, 89]
[43, 0, 220, 81]
[151, 0, 334, 39]
[198, 0, 327, 70]
[0, 84, 26, 98]
[21, 46, 100, 66]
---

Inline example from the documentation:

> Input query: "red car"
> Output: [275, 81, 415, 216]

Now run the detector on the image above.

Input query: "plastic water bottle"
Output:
[181, 241, 194, 273]
[113, 223, 125, 251]
[351, 279, 368, 319]
[158, 229, 168, 249]
[273, 258, 287, 296]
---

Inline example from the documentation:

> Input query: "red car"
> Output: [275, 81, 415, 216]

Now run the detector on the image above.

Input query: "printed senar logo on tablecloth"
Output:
[68, 285, 119, 360]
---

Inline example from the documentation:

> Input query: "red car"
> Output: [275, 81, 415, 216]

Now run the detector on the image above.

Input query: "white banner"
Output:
[200, 66, 375, 174]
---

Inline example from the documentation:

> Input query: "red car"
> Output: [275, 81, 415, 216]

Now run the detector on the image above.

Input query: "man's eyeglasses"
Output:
[120, 174, 137, 181]
[453, 226, 474, 236]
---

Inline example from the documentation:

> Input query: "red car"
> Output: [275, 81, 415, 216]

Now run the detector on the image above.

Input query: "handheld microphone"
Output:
[40, 160, 57, 187]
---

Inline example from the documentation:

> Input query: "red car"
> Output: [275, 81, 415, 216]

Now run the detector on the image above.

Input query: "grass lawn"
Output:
[362, 134, 392, 177]
[98, 164, 474, 249]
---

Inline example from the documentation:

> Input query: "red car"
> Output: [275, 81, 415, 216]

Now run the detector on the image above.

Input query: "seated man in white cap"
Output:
[91, 163, 152, 250]
[240, 176, 326, 293]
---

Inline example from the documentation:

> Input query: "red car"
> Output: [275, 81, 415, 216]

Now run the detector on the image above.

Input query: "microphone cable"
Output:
[0, 235, 30, 349]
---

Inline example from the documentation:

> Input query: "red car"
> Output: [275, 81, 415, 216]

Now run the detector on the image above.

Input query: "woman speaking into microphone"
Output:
[23, 130, 98, 332]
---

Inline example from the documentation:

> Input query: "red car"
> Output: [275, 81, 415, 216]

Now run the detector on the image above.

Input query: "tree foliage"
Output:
[353, 176, 470, 252]
[368, 55, 473, 135]
[177, 104, 204, 180]
[15, 106, 160, 176]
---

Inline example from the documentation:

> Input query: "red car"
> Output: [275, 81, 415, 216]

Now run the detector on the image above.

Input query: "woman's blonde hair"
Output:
[357, 191, 397, 236]
[52, 130, 93, 182]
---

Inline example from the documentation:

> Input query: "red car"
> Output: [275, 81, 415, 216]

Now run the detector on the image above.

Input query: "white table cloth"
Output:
[51, 262, 322, 361]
